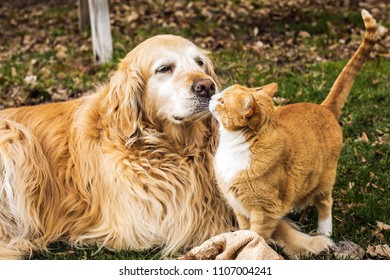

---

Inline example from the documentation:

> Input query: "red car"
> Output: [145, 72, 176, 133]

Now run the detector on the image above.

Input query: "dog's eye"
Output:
[196, 59, 204, 67]
[156, 65, 173, 74]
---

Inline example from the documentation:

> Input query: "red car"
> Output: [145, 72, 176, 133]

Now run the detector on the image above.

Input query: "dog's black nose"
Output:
[191, 78, 216, 98]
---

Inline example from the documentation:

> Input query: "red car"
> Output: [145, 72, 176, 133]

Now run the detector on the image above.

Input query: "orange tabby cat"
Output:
[209, 10, 377, 258]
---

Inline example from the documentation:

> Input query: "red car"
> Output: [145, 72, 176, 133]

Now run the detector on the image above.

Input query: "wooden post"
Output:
[88, 0, 113, 64]
[78, 0, 90, 31]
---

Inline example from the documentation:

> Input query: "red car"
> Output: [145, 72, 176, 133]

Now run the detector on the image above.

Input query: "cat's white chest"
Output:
[214, 128, 251, 186]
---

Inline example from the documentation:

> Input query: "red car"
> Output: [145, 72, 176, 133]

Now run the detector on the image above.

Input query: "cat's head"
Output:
[209, 83, 278, 131]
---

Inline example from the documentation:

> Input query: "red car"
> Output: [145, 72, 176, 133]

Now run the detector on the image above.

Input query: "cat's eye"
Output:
[156, 65, 173, 74]
[217, 98, 224, 105]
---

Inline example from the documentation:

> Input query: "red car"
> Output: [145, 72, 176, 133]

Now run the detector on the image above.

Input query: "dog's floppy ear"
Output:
[202, 51, 221, 90]
[104, 57, 144, 138]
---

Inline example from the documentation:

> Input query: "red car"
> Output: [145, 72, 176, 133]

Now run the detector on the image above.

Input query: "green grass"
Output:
[1, 1, 389, 259]
[32, 243, 162, 260]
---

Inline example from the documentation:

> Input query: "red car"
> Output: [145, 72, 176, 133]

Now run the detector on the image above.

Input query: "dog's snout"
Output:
[191, 78, 216, 98]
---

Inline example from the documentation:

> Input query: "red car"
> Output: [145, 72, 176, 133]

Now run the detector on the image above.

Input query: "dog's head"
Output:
[106, 35, 220, 137]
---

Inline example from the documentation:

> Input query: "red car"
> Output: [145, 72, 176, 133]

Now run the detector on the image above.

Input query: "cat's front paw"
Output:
[317, 228, 332, 237]
[283, 234, 335, 259]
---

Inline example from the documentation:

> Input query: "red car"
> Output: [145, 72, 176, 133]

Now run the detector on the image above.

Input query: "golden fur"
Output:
[0, 35, 235, 259]
[209, 10, 378, 258]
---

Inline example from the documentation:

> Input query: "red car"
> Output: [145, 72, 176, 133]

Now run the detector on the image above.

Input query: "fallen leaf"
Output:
[251, 41, 266, 54]
[40, 67, 52, 79]
[126, 11, 139, 23]
[11, 67, 17, 77]
[375, 150, 384, 156]
[273, 97, 289, 106]
[361, 132, 369, 143]
[367, 244, 390, 258]
[334, 241, 365, 259]
[375, 233, 386, 243]
[377, 221, 390, 231]
[51, 88, 69, 102]
[55, 44, 68, 59]
[377, 24, 388, 39]
[298, 31, 311, 38]
[24, 75, 37, 85]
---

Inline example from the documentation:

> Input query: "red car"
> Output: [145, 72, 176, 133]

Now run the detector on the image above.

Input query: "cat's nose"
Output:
[191, 78, 216, 98]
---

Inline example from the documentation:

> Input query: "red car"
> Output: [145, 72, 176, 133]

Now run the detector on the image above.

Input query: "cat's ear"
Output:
[255, 83, 278, 98]
[241, 94, 255, 118]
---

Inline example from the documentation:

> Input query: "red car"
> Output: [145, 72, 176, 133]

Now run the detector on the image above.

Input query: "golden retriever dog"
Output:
[0, 35, 235, 259]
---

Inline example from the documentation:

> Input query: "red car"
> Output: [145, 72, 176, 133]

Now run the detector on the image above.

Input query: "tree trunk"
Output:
[78, 0, 90, 31]
[88, 0, 113, 64]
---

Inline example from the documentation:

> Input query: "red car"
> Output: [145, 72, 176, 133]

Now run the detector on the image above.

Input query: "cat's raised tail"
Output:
[321, 10, 378, 119]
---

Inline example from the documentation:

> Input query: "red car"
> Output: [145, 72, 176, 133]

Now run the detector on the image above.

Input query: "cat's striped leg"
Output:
[235, 213, 250, 230]
[249, 210, 280, 242]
